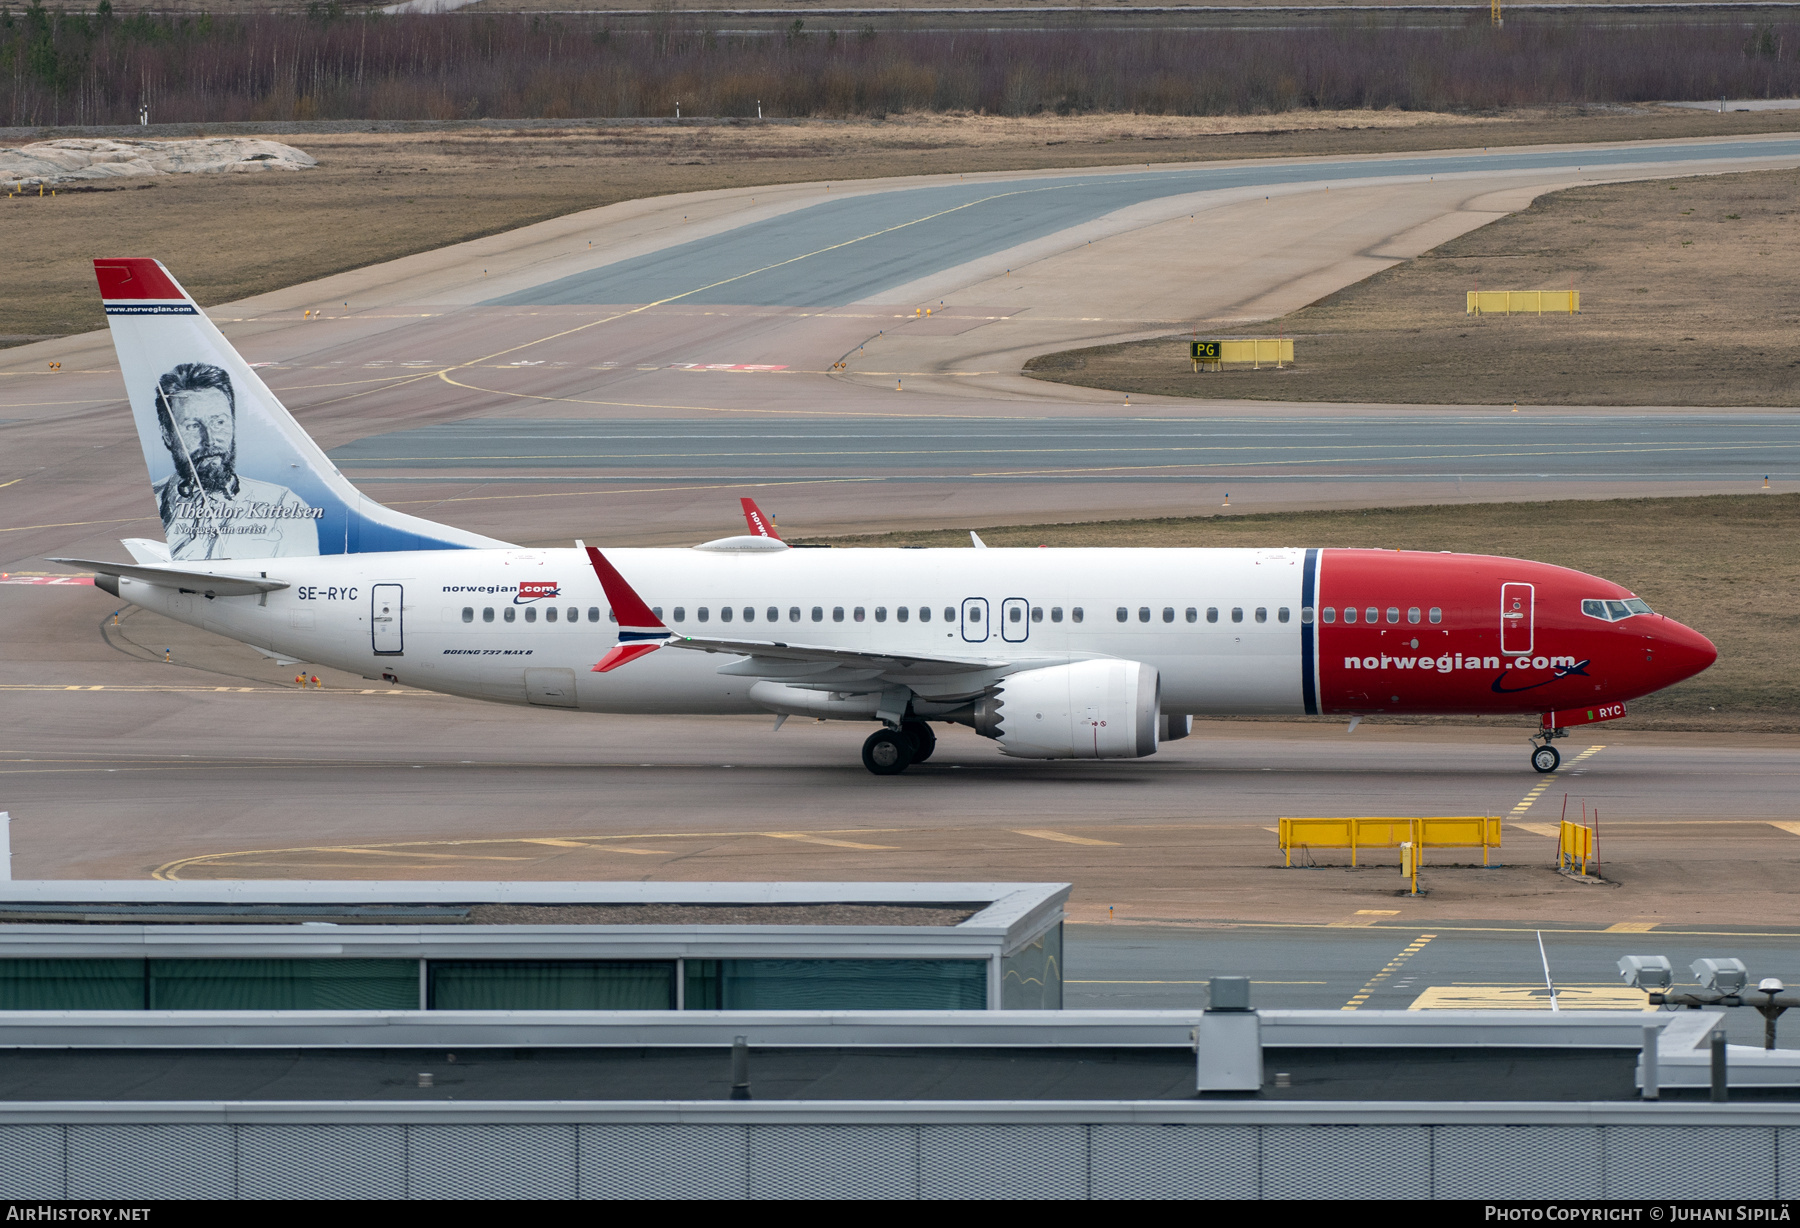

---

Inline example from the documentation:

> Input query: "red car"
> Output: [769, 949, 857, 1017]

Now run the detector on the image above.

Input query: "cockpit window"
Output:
[1583, 597, 1654, 622]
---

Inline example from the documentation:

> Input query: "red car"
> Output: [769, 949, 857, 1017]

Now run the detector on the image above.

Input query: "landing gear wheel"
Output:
[1532, 745, 1561, 774]
[862, 728, 914, 776]
[901, 721, 936, 764]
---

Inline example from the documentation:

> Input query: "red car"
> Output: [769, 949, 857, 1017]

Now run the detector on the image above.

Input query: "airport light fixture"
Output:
[1619, 954, 1799, 1050]
[1617, 955, 1672, 991]
[1692, 957, 1748, 994]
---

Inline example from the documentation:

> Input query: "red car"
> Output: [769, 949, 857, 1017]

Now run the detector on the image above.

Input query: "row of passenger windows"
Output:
[463, 606, 608, 624]
[456, 601, 1646, 630]
[1119, 606, 1292, 624]
[1320, 606, 1443, 625]
[459, 604, 1302, 627]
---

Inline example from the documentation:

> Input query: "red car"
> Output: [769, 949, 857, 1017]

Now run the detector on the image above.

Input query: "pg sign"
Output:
[1190, 340, 1222, 361]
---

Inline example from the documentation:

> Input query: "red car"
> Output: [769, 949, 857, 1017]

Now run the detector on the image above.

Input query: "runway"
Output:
[330, 413, 1800, 487]
[482, 138, 1800, 310]
[1, 133, 1797, 1000]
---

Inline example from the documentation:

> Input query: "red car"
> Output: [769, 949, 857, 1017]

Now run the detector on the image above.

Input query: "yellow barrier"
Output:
[1466, 290, 1580, 316]
[1192, 338, 1294, 370]
[1280, 816, 1502, 867]
[1558, 820, 1597, 876]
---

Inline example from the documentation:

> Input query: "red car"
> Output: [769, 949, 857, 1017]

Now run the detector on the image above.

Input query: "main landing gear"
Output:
[1530, 725, 1568, 774]
[861, 721, 937, 775]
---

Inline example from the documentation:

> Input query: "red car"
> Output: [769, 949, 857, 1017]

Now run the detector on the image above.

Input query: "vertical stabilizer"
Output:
[95, 258, 509, 561]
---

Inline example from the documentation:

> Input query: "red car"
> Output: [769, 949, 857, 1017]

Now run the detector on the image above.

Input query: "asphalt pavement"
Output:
[329, 413, 1800, 487]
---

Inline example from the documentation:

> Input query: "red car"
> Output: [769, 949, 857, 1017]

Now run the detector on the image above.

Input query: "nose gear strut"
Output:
[1530, 724, 1567, 773]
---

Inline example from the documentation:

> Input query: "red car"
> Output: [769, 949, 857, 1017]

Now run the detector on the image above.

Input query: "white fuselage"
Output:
[120, 546, 1312, 716]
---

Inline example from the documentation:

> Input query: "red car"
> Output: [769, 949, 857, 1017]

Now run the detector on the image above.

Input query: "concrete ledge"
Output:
[3, 1099, 1799, 1127]
[0, 1008, 1672, 1050]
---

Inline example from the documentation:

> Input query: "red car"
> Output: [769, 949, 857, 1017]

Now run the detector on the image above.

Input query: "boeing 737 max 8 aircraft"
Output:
[55, 259, 1718, 775]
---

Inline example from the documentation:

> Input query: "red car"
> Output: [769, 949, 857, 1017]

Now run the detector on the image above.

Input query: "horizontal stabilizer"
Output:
[120, 538, 172, 565]
[47, 557, 288, 598]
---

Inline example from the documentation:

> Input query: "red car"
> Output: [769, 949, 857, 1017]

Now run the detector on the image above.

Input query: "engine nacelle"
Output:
[975, 660, 1160, 760]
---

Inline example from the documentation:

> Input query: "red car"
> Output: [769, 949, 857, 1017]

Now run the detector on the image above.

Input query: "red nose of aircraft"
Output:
[1644, 615, 1718, 690]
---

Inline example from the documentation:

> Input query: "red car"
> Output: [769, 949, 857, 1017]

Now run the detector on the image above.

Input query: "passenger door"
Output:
[960, 597, 989, 643]
[1500, 582, 1534, 656]
[1001, 597, 1030, 643]
[371, 583, 404, 655]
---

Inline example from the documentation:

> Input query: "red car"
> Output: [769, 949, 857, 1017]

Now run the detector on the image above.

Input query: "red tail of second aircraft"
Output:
[740, 498, 782, 540]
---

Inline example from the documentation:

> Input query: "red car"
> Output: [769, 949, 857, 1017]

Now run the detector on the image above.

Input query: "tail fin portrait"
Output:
[95, 258, 508, 561]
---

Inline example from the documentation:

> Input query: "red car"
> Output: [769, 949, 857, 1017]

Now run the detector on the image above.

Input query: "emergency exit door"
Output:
[960, 598, 989, 643]
[1500, 582, 1533, 656]
[372, 584, 404, 655]
[1001, 597, 1030, 643]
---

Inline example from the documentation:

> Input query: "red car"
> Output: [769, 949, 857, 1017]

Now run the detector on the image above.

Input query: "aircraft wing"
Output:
[581, 545, 1064, 689]
[46, 557, 288, 597]
[662, 634, 1011, 676]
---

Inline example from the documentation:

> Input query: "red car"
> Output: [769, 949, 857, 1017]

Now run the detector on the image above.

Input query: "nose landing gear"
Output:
[1530, 724, 1567, 773]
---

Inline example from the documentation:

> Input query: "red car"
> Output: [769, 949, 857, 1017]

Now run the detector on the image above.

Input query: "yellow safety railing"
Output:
[1558, 820, 1597, 876]
[1192, 338, 1294, 370]
[1466, 290, 1580, 316]
[1280, 816, 1502, 867]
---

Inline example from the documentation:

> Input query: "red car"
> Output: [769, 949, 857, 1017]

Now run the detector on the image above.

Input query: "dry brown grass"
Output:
[1027, 166, 1800, 406]
[5, 107, 1799, 344]
[804, 493, 1800, 731]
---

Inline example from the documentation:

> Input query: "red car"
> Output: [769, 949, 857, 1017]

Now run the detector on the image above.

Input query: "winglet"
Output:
[740, 497, 782, 541]
[585, 547, 670, 672]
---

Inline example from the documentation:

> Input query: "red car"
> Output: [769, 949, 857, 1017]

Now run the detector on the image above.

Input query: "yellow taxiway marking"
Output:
[968, 443, 1800, 480]
[1604, 921, 1660, 933]
[1410, 985, 1654, 1011]
[1512, 822, 1562, 838]
[763, 832, 899, 850]
[0, 514, 158, 535]
[1327, 910, 1401, 928]
[1769, 821, 1800, 837]
[1342, 933, 1436, 1010]
[152, 827, 914, 878]
[519, 838, 670, 854]
[1012, 829, 1121, 847]
[305, 846, 533, 862]
[1508, 784, 1555, 816]
[383, 475, 883, 511]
